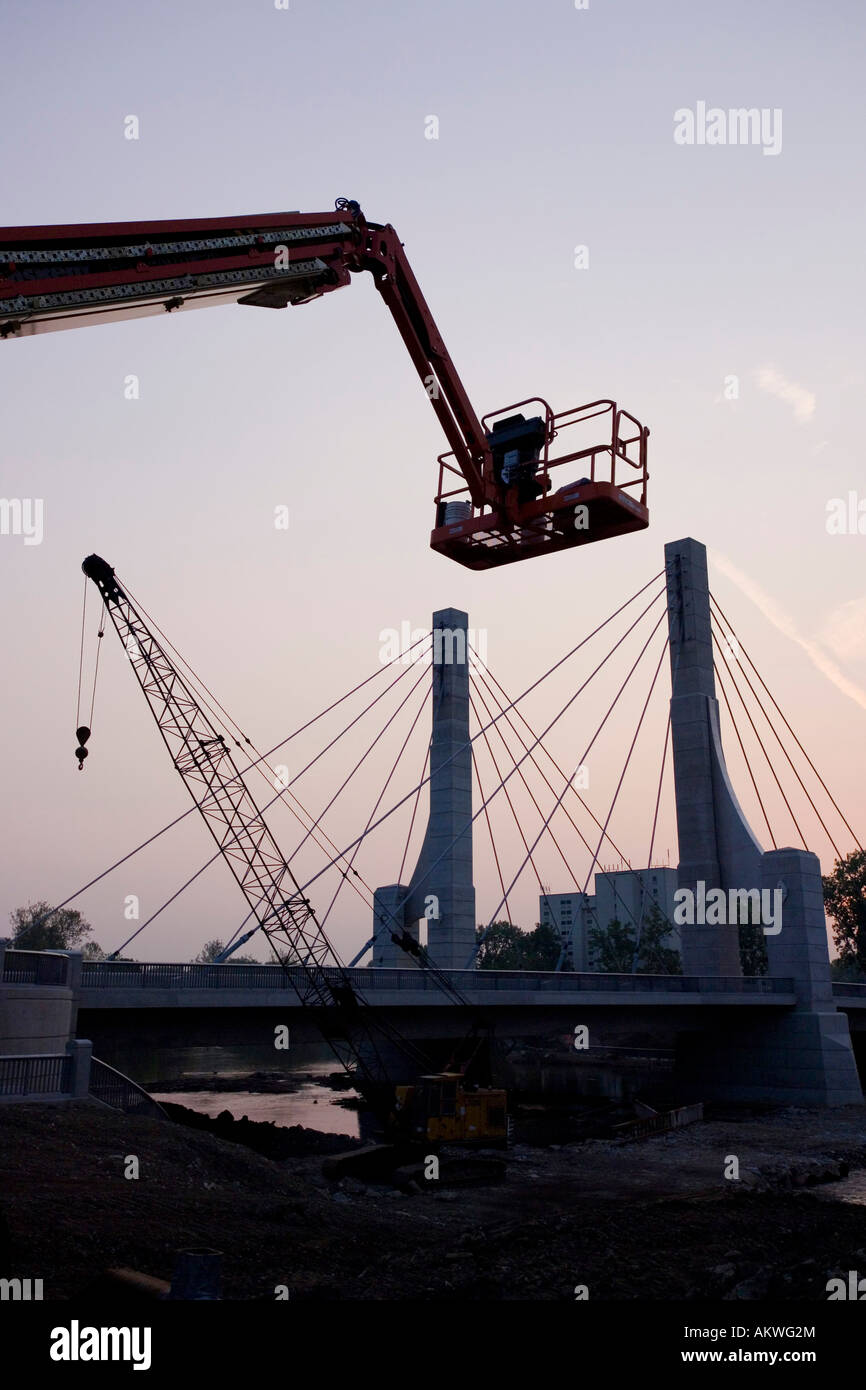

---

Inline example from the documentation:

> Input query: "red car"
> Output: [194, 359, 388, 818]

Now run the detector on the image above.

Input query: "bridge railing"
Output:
[0, 1053, 72, 1096]
[80, 961, 794, 995]
[2, 950, 69, 986]
[832, 982, 866, 997]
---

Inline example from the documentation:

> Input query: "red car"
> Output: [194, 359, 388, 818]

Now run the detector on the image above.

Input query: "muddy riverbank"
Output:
[2, 1101, 866, 1300]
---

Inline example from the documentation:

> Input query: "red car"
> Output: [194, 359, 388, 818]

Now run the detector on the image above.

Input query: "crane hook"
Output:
[76, 724, 91, 771]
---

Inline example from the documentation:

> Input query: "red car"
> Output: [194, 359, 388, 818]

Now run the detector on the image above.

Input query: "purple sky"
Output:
[1, 0, 864, 961]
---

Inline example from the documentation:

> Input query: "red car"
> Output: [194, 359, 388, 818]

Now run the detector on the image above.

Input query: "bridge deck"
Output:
[77, 962, 809, 1010]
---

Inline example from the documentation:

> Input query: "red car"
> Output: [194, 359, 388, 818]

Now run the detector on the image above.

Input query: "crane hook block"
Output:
[76, 725, 91, 770]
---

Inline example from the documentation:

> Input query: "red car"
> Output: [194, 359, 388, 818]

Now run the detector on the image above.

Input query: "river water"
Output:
[818, 1172, 866, 1206]
[121, 1043, 361, 1138]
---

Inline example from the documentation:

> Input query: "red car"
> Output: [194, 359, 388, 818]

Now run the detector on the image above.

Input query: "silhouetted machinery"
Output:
[1, 199, 649, 568]
[80, 552, 508, 1159]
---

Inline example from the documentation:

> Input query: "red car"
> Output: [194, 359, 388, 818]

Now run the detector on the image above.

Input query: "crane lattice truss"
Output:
[81, 553, 428, 1098]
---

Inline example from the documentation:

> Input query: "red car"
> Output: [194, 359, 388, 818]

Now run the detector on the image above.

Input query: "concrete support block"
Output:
[67, 1037, 92, 1098]
[372, 885, 415, 968]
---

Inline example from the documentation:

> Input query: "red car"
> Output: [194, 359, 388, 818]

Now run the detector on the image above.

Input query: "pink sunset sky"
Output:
[1, 0, 863, 963]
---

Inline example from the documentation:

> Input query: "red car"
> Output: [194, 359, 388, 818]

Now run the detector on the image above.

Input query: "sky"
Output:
[1, 0, 864, 963]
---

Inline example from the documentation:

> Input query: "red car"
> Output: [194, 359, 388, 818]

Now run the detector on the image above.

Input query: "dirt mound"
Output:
[161, 1100, 359, 1158]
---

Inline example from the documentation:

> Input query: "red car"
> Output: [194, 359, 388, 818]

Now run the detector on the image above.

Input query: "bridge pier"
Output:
[666, 538, 861, 1106]
[372, 607, 476, 972]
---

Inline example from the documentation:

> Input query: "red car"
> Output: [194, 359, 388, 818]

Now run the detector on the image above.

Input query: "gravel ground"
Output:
[2, 1101, 866, 1300]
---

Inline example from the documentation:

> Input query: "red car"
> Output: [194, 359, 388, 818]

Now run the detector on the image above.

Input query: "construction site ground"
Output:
[3, 1101, 866, 1301]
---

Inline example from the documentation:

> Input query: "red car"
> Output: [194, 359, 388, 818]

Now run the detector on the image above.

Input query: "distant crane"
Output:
[79, 552, 509, 1152]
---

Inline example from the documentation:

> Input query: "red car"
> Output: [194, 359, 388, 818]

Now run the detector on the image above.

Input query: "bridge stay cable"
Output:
[325, 585, 668, 944]
[577, 637, 670, 912]
[468, 682, 546, 891]
[469, 669, 582, 893]
[709, 594, 854, 857]
[711, 646, 778, 849]
[477, 609, 669, 941]
[38, 629, 435, 942]
[98, 573, 667, 960]
[468, 648, 679, 949]
[710, 623, 808, 851]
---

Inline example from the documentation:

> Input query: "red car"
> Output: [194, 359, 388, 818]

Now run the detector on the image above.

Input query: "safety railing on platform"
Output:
[80, 961, 794, 995]
[832, 982, 866, 998]
[0, 1053, 72, 1096]
[2, 950, 69, 985]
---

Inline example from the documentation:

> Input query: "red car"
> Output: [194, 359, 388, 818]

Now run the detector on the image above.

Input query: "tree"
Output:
[588, 917, 635, 972]
[589, 905, 682, 975]
[9, 901, 94, 952]
[192, 938, 259, 965]
[823, 851, 866, 978]
[475, 922, 529, 970]
[475, 921, 562, 971]
[521, 922, 561, 971]
[830, 955, 865, 983]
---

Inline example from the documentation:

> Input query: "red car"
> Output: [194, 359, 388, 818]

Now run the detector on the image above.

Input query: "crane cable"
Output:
[42, 627, 433, 944]
[74, 580, 106, 769]
[120, 576, 419, 904]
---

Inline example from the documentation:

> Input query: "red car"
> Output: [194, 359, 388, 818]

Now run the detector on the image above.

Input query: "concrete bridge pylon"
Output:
[665, 537, 862, 1105]
[372, 607, 475, 973]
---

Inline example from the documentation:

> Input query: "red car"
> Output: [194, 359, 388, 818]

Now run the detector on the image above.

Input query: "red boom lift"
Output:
[0, 198, 649, 569]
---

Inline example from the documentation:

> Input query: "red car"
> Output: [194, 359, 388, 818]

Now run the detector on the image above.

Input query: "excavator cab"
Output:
[431, 396, 649, 571]
[394, 1073, 509, 1148]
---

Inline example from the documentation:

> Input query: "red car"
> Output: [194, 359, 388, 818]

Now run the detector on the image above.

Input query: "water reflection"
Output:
[151, 1078, 360, 1138]
[108, 1043, 360, 1138]
[817, 1172, 866, 1206]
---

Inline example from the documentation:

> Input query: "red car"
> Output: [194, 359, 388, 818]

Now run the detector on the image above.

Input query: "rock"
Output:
[710, 1263, 736, 1280]
[738, 1169, 766, 1190]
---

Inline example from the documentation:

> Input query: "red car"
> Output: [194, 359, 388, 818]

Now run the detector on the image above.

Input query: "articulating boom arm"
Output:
[4, 199, 649, 567]
[1, 198, 488, 505]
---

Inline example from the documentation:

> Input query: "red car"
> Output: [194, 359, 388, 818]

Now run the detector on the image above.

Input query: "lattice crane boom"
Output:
[80, 551, 424, 1105]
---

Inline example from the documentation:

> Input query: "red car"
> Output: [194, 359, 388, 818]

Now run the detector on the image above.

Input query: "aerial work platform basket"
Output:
[430, 398, 649, 570]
